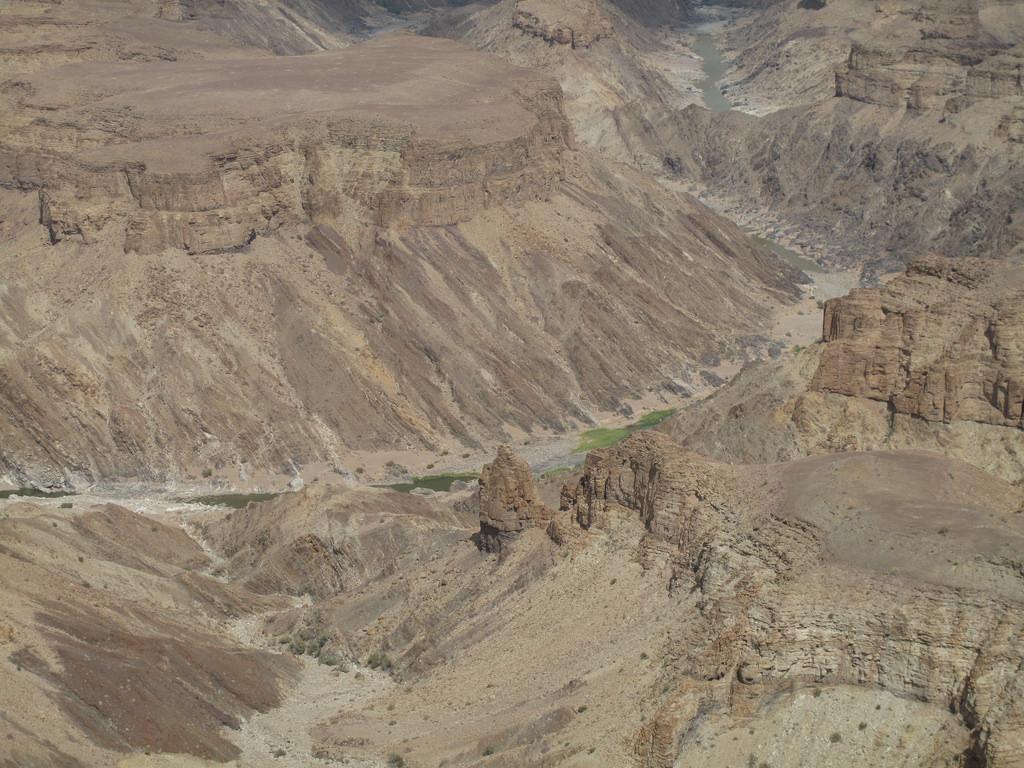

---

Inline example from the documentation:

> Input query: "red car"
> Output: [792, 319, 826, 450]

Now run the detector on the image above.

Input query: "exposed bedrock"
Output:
[475, 445, 553, 552]
[837, 42, 1024, 111]
[664, 254, 1024, 482]
[0, 29, 805, 487]
[665, 0, 1024, 271]
[1, 36, 570, 255]
[563, 431, 1024, 767]
[815, 254, 1024, 429]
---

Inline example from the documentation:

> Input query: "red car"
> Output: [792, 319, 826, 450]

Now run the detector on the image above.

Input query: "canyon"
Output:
[1, 1, 1023, 767]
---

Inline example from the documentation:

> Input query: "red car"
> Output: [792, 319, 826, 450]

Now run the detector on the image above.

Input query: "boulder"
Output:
[475, 446, 552, 552]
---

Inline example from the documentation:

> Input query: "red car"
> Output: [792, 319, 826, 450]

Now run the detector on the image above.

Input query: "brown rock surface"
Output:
[4, 34, 569, 254]
[563, 431, 1024, 767]
[202, 484, 473, 597]
[513, 0, 615, 48]
[814, 254, 1024, 428]
[5, 433, 1022, 768]
[0, 7, 803, 488]
[665, 254, 1024, 482]
[0, 501, 298, 766]
[476, 445, 553, 551]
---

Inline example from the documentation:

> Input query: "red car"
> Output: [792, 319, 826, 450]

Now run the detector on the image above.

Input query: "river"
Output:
[694, 33, 733, 113]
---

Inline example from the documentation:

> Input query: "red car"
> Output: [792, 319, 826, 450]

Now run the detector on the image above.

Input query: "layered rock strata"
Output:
[563, 431, 1024, 767]
[664, 254, 1024, 482]
[667, 0, 1024, 271]
[475, 446, 553, 551]
[2, 36, 570, 255]
[512, 0, 615, 48]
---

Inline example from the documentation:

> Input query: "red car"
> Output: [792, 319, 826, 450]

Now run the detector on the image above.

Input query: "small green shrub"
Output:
[829, 732, 842, 744]
[201, 468, 213, 478]
[483, 746, 495, 756]
[59, 502, 73, 509]
[367, 652, 393, 671]
[387, 755, 405, 768]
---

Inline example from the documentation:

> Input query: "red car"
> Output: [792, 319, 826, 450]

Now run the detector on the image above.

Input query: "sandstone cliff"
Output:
[475, 445, 553, 551]
[0, 21, 803, 488]
[666, 0, 1024, 272]
[665, 253, 1024, 482]
[815, 254, 1024, 429]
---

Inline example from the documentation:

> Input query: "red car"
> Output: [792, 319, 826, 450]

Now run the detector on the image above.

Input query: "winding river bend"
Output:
[694, 33, 733, 112]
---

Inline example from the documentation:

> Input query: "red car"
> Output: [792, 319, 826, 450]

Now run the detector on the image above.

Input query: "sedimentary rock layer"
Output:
[2, 35, 570, 254]
[563, 432, 1024, 766]
[665, 254, 1024, 481]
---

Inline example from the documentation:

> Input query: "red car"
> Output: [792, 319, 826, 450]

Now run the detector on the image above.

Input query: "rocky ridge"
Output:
[0, 10, 803, 488]
[512, 0, 616, 48]
[665, 253, 1024, 482]
[5, 433, 1023, 767]
[667, 0, 1024, 272]
[475, 445, 553, 551]
[560, 432, 1024, 767]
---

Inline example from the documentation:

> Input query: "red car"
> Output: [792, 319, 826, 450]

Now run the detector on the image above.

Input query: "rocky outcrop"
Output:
[512, 0, 615, 48]
[562, 431, 1024, 767]
[836, 42, 1024, 111]
[664, 254, 1024, 482]
[2, 36, 570, 255]
[476, 446, 552, 552]
[814, 254, 1024, 429]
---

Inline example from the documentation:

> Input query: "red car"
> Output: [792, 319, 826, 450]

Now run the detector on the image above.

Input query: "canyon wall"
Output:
[664, 253, 1024, 482]
[667, 0, 1024, 272]
[563, 432, 1024, 766]
[0, 15, 802, 487]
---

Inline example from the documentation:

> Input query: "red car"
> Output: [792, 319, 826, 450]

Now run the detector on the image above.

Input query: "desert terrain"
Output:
[1, 1, 1022, 767]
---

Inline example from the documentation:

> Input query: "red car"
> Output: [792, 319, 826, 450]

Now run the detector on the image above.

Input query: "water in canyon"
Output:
[694, 33, 733, 112]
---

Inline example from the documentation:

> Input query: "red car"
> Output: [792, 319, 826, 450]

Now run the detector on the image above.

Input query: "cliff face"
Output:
[836, 42, 1024, 111]
[667, 0, 1024, 273]
[512, 0, 616, 48]
[664, 253, 1024, 482]
[563, 431, 1024, 767]
[3, 36, 569, 255]
[815, 255, 1024, 429]
[0, 17, 802, 487]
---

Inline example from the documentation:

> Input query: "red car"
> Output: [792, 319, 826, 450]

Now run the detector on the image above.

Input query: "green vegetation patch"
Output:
[385, 471, 479, 494]
[183, 492, 280, 509]
[574, 408, 676, 453]
[540, 466, 574, 480]
[0, 488, 75, 500]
